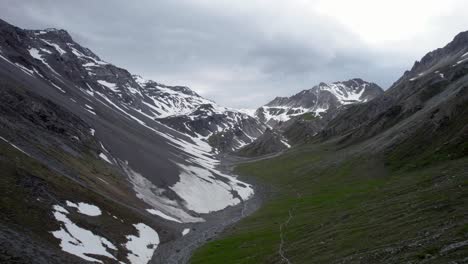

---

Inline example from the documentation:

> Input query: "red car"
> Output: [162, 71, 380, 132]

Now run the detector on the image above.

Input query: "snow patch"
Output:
[0, 136, 31, 157]
[14, 63, 34, 76]
[238, 108, 257, 117]
[28, 47, 60, 75]
[410, 72, 426, 81]
[51, 205, 117, 263]
[281, 139, 291, 148]
[66, 201, 102, 216]
[50, 82, 66, 93]
[99, 153, 113, 164]
[40, 39, 66, 55]
[125, 223, 160, 264]
[122, 163, 204, 223]
[97, 80, 119, 92]
[182, 228, 190, 236]
[86, 108, 97, 115]
[146, 209, 182, 223]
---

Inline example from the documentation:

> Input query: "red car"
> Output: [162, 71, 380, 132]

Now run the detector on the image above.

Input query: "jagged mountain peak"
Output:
[133, 74, 202, 98]
[30, 28, 73, 40]
[403, 30, 468, 82]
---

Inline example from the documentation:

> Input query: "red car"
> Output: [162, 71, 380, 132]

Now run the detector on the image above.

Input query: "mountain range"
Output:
[0, 17, 467, 264]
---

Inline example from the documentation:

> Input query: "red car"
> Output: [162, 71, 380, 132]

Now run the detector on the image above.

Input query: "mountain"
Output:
[256, 78, 383, 127]
[236, 128, 290, 157]
[321, 31, 468, 164]
[238, 78, 383, 155]
[0, 18, 261, 263]
[135, 76, 266, 151]
[192, 31, 468, 263]
[0, 19, 265, 152]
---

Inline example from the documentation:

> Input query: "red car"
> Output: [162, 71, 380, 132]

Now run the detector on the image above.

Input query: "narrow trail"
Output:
[278, 189, 302, 264]
[279, 209, 293, 264]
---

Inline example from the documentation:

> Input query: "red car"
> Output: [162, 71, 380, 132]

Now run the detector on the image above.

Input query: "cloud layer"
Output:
[2, 0, 468, 108]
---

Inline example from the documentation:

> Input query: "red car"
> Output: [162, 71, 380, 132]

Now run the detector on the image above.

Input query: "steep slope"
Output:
[0, 19, 258, 263]
[135, 76, 266, 151]
[0, 19, 265, 152]
[192, 31, 468, 264]
[236, 128, 290, 157]
[256, 78, 383, 127]
[321, 30, 468, 165]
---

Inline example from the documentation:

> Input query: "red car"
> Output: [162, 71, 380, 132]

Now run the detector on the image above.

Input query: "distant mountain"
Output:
[134, 76, 266, 151]
[256, 78, 383, 127]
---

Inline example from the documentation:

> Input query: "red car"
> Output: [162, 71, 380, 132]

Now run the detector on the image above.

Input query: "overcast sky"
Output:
[2, 0, 468, 108]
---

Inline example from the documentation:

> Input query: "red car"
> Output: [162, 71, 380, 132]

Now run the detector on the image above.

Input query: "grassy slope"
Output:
[191, 143, 468, 263]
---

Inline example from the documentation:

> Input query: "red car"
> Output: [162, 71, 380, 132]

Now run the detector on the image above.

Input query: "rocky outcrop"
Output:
[236, 128, 290, 157]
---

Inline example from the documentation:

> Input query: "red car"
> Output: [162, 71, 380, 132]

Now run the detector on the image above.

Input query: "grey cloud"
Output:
[0, 0, 423, 108]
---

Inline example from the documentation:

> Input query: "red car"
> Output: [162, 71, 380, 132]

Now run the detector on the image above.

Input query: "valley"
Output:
[0, 12, 467, 264]
[192, 143, 468, 263]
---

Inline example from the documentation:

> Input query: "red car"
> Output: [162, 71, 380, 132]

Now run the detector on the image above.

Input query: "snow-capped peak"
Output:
[256, 78, 383, 126]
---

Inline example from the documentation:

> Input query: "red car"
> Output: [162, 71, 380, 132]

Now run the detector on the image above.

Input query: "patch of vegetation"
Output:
[298, 112, 317, 121]
[191, 142, 468, 263]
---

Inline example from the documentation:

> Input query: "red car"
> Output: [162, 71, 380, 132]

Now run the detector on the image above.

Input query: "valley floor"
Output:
[151, 155, 266, 263]
[191, 143, 468, 263]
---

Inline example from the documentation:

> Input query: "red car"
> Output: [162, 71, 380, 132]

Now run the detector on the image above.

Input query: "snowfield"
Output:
[123, 162, 205, 223]
[88, 85, 255, 220]
[171, 164, 243, 214]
